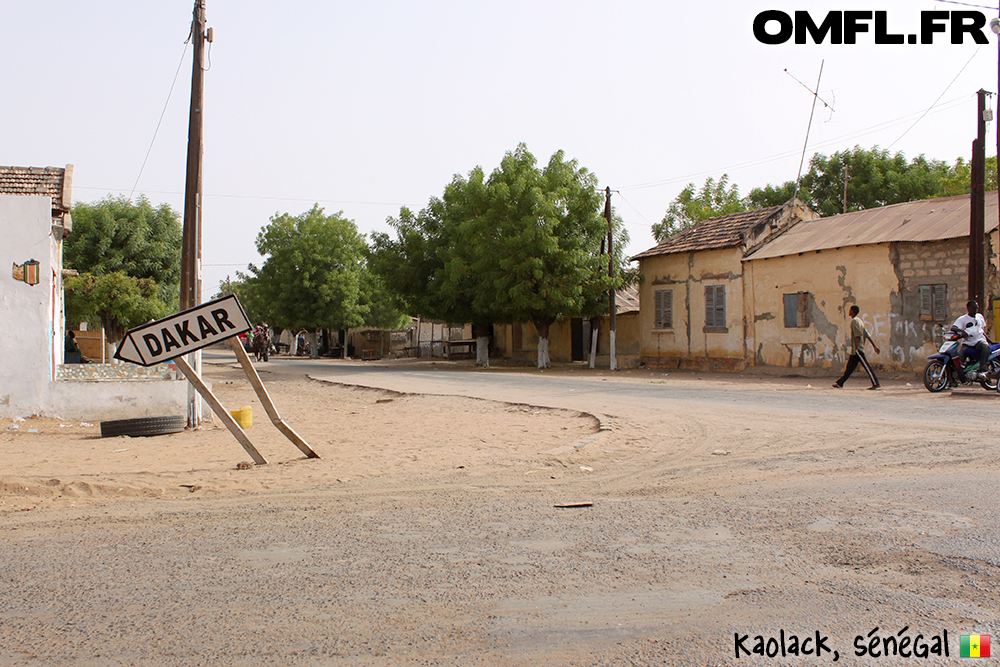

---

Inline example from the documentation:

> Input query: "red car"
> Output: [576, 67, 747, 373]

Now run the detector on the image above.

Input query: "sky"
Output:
[6, 0, 1000, 300]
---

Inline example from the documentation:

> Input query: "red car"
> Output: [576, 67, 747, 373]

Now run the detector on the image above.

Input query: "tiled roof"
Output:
[632, 206, 784, 259]
[0, 165, 71, 210]
[743, 191, 999, 261]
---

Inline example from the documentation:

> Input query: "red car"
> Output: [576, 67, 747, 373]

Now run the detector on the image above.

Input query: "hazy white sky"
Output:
[5, 0, 1000, 299]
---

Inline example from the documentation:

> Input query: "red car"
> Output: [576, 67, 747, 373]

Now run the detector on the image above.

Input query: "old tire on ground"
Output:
[100, 415, 186, 438]
[922, 360, 948, 393]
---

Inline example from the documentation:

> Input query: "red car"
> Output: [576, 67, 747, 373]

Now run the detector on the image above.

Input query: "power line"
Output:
[887, 46, 982, 149]
[75, 186, 406, 208]
[128, 42, 190, 201]
[621, 96, 971, 192]
[933, 0, 996, 9]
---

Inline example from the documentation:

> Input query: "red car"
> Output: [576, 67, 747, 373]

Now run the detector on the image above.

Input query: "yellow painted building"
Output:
[633, 201, 817, 371]
[634, 193, 999, 373]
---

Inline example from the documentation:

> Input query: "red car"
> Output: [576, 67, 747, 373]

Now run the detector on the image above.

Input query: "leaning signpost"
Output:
[114, 294, 319, 465]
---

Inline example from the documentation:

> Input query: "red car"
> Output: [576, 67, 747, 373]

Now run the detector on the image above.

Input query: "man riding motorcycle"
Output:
[951, 300, 991, 381]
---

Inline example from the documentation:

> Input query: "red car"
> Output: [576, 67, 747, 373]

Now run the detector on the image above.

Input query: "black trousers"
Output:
[836, 349, 878, 387]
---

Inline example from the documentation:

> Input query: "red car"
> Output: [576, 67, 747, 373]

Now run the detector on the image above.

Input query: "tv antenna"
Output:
[787, 61, 835, 204]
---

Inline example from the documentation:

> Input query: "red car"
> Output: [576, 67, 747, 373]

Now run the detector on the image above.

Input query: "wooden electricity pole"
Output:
[970, 89, 988, 310]
[605, 187, 616, 371]
[181, 0, 207, 311]
[181, 0, 209, 426]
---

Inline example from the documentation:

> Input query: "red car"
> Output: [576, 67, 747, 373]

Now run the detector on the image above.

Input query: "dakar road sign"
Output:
[114, 294, 251, 367]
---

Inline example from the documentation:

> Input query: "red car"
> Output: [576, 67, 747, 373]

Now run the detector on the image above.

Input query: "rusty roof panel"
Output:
[743, 192, 999, 261]
[615, 284, 639, 314]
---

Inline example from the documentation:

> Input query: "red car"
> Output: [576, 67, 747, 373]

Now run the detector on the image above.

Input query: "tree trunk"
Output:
[588, 316, 600, 369]
[309, 330, 319, 359]
[473, 322, 490, 367]
[534, 317, 554, 369]
[101, 315, 125, 364]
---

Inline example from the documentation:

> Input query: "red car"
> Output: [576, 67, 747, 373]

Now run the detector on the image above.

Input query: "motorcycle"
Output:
[923, 328, 1000, 392]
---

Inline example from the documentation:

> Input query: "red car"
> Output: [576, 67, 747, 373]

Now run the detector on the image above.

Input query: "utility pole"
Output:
[605, 187, 616, 371]
[181, 0, 210, 427]
[842, 161, 850, 214]
[181, 0, 207, 312]
[970, 89, 989, 310]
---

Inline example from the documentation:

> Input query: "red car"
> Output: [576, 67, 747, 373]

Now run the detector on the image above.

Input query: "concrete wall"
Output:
[747, 245, 896, 369]
[496, 312, 640, 367]
[1, 194, 199, 421]
[638, 247, 748, 370]
[745, 234, 1000, 371]
[0, 194, 61, 416]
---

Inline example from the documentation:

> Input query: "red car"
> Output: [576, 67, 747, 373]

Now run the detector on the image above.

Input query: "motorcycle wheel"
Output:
[980, 359, 1000, 390]
[923, 360, 949, 392]
[263, 347, 269, 362]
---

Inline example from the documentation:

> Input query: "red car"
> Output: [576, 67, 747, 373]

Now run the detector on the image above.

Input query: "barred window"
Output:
[919, 284, 947, 321]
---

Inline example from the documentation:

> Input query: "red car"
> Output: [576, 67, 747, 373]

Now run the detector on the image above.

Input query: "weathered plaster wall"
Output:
[746, 236, 1000, 371]
[749, 245, 896, 369]
[638, 247, 747, 370]
[0, 195, 58, 417]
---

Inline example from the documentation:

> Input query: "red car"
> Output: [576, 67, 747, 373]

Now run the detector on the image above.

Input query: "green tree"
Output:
[64, 272, 168, 345]
[468, 145, 624, 368]
[371, 170, 495, 364]
[214, 274, 273, 328]
[800, 146, 955, 216]
[374, 144, 627, 368]
[746, 180, 800, 209]
[652, 174, 747, 242]
[64, 196, 181, 347]
[246, 205, 405, 355]
[65, 195, 181, 307]
[938, 156, 997, 196]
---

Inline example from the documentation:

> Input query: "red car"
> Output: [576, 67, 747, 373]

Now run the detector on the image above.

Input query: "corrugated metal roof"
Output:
[615, 284, 639, 314]
[632, 205, 783, 259]
[744, 191, 999, 261]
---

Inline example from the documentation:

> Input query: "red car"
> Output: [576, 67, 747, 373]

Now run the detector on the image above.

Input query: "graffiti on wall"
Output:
[768, 311, 945, 369]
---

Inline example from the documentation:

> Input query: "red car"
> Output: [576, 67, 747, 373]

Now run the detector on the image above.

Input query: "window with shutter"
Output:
[654, 289, 672, 329]
[783, 292, 811, 327]
[919, 284, 947, 321]
[932, 284, 947, 321]
[705, 285, 726, 329]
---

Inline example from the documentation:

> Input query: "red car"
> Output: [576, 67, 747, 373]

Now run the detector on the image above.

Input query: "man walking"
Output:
[833, 305, 881, 390]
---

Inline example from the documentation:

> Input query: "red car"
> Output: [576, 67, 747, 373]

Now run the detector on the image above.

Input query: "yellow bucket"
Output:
[230, 406, 252, 429]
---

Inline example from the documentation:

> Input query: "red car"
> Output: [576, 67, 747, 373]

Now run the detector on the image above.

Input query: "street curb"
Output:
[305, 374, 612, 455]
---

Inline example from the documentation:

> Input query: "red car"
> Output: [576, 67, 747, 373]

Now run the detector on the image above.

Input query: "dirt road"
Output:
[2, 354, 998, 666]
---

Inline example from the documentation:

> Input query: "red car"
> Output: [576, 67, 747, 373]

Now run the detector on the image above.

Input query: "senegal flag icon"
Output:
[960, 634, 991, 658]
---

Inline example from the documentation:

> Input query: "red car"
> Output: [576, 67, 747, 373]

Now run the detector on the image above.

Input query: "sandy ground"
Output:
[2, 356, 999, 666]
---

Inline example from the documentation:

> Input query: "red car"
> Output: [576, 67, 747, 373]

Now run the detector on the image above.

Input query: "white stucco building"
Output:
[1, 165, 194, 420]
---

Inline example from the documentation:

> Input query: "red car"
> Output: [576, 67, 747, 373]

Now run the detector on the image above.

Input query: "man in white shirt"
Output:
[951, 299, 990, 378]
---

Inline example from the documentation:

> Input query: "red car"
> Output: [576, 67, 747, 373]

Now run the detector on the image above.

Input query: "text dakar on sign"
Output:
[114, 294, 251, 367]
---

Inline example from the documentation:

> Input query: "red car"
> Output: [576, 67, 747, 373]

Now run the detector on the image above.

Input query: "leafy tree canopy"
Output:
[470, 145, 622, 328]
[66, 195, 181, 307]
[64, 272, 168, 344]
[655, 146, 985, 242]
[64, 196, 181, 341]
[246, 205, 406, 332]
[373, 143, 630, 367]
[652, 175, 744, 242]
[798, 146, 956, 216]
